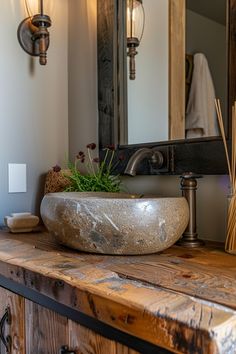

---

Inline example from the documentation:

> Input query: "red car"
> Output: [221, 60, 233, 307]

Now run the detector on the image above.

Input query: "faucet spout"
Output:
[124, 148, 163, 176]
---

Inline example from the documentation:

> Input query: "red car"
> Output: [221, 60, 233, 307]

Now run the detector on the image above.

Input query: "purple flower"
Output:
[86, 143, 96, 150]
[76, 151, 85, 161]
[106, 144, 115, 151]
[53, 165, 61, 173]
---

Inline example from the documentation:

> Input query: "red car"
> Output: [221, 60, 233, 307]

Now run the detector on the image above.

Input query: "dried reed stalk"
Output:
[215, 99, 236, 254]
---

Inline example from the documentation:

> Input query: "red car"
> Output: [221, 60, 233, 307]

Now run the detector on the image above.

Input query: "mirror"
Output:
[185, 0, 227, 139]
[127, 0, 227, 144]
[97, 0, 236, 174]
[127, 0, 169, 144]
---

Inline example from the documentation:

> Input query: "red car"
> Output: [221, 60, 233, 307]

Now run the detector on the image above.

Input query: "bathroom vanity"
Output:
[0, 229, 235, 354]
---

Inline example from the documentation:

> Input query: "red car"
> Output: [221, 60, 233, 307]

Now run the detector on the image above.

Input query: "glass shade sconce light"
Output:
[127, 0, 145, 80]
[17, 0, 52, 65]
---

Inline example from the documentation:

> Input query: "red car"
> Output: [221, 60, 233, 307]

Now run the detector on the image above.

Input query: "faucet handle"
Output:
[151, 148, 164, 168]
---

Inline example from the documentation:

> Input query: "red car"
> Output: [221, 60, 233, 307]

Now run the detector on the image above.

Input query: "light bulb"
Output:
[127, 0, 145, 41]
[24, 0, 54, 17]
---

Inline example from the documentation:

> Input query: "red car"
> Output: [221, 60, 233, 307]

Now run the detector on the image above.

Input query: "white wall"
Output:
[0, 0, 68, 221]
[128, 0, 169, 144]
[68, 0, 229, 243]
[68, 0, 98, 162]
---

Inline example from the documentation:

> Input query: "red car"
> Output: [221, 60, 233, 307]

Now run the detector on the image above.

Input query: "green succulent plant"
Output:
[63, 143, 122, 193]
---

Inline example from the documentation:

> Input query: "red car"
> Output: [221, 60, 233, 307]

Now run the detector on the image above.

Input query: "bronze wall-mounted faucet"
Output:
[124, 148, 164, 176]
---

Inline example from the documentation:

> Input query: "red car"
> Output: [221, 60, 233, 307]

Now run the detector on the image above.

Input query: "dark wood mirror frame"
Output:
[97, 0, 236, 175]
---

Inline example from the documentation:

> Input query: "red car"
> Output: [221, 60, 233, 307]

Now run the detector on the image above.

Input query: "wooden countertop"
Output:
[0, 229, 235, 353]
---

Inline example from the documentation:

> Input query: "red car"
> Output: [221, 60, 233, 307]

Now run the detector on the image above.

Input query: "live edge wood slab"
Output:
[0, 230, 235, 354]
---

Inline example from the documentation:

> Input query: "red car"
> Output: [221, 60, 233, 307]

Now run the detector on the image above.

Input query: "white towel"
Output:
[185, 53, 219, 138]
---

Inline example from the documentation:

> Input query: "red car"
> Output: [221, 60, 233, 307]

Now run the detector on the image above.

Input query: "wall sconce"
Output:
[17, 0, 52, 65]
[127, 0, 145, 80]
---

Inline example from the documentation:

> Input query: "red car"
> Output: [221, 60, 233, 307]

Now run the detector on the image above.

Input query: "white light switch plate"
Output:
[8, 164, 27, 193]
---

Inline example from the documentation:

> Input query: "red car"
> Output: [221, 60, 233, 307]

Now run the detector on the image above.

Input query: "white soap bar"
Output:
[4, 215, 39, 233]
[11, 212, 32, 218]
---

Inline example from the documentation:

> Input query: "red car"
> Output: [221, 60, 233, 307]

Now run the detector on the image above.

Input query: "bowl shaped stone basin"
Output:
[41, 192, 189, 255]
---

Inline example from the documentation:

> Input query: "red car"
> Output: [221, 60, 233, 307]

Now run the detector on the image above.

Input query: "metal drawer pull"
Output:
[0, 307, 12, 353]
[60, 345, 76, 354]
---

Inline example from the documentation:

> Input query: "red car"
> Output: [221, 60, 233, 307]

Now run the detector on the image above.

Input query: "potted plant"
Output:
[44, 144, 122, 194]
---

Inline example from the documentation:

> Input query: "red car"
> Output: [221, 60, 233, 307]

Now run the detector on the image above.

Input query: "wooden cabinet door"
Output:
[0, 287, 25, 354]
[68, 320, 140, 354]
[24, 300, 140, 354]
[25, 300, 68, 354]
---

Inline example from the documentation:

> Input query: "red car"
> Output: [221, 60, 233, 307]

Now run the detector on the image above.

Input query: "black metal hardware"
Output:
[0, 307, 12, 353]
[60, 346, 76, 354]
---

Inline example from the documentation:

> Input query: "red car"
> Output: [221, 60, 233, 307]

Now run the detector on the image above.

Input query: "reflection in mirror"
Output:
[126, 0, 145, 80]
[127, 0, 169, 144]
[186, 0, 227, 139]
[125, 0, 227, 145]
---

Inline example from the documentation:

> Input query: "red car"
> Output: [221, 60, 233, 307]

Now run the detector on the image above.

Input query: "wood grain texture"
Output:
[169, 0, 185, 140]
[0, 231, 236, 353]
[0, 288, 25, 354]
[25, 299, 68, 354]
[97, 0, 118, 148]
[116, 343, 139, 354]
[68, 320, 140, 354]
[109, 251, 236, 310]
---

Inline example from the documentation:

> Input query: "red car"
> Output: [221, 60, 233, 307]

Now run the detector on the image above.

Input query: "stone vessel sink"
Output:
[41, 192, 189, 255]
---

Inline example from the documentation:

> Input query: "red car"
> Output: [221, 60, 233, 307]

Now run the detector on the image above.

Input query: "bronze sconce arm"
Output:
[17, 1, 51, 65]
[127, 0, 145, 80]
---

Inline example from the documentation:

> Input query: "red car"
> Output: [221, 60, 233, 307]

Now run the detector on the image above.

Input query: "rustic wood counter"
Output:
[0, 230, 235, 354]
